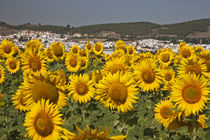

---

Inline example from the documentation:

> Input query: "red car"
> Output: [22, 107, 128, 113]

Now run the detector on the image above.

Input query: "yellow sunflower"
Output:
[178, 45, 194, 60]
[199, 50, 210, 78]
[102, 57, 130, 75]
[157, 49, 175, 68]
[0, 39, 15, 58]
[21, 72, 68, 109]
[171, 74, 209, 116]
[0, 66, 5, 84]
[44, 48, 54, 62]
[92, 70, 104, 84]
[154, 100, 178, 129]
[24, 99, 64, 140]
[51, 69, 67, 86]
[115, 40, 126, 49]
[21, 48, 47, 76]
[178, 58, 208, 77]
[49, 41, 65, 61]
[85, 41, 92, 52]
[161, 67, 175, 91]
[79, 57, 88, 71]
[127, 45, 136, 56]
[133, 59, 162, 92]
[62, 125, 127, 140]
[93, 42, 103, 55]
[5, 57, 20, 74]
[96, 72, 138, 113]
[68, 74, 94, 104]
[25, 38, 42, 54]
[79, 49, 88, 58]
[12, 87, 33, 112]
[65, 53, 80, 72]
[70, 45, 80, 54]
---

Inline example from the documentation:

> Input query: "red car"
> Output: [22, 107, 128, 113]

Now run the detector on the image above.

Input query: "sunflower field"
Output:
[0, 39, 209, 140]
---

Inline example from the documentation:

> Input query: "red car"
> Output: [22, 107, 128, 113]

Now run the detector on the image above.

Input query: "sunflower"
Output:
[154, 100, 178, 129]
[0, 39, 15, 58]
[51, 69, 67, 86]
[133, 59, 162, 92]
[85, 41, 92, 52]
[161, 67, 175, 91]
[65, 53, 80, 72]
[171, 74, 209, 116]
[115, 40, 126, 49]
[93, 42, 103, 55]
[70, 45, 80, 54]
[199, 50, 210, 78]
[12, 87, 33, 112]
[49, 41, 65, 61]
[20, 72, 68, 109]
[102, 57, 130, 75]
[13, 46, 22, 57]
[44, 48, 54, 62]
[21, 48, 47, 76]
[157, 49, 175, 68]
[5, 57, 20, 74]
[96, 72, 138, 113]
[24, 99, 64, 140]
[62, 125, 127, 140]
[79, 49, 88, 58]
[0, 93, 2, 100]
[178, 45, 194, 60]
[178, 58, 208, 77]
[0, 66, 5, 84]
[68, 74, 94, 104]
[127, 45, 136, 56]
[79, 57, 88, 71]
[194, 46, 204, 53]
[92, 70, 104, 84]
[25, 38, 42, 54]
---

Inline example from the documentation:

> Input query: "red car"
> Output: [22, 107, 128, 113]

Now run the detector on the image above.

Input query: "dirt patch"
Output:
[0, 26, 19, 36]
[187, 26, 210, 38]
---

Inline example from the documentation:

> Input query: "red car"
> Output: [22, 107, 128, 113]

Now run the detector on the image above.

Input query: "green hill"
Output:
[1, 18, 210, 41]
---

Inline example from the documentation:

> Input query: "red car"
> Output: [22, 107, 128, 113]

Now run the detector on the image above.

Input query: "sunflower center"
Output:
[109, 64, 124, 74]
[87, 44, 91, 50]
[34, 112, 54, 137]
[29, 57, 41, 72]
[9, 61, 17, 69]
[47, 51, 53, 59]
[69, 57, 78, 67]
[161, 53, 170, 63]
[128, 48, 133, 54]
[72, 47, 78, 54]
[95, 45, 101, 52]
[165, 73, 172, 81]
[142, 70, 155, 83]
[186, 64, 201, 75]
[182, 84, 201, 104]
[181, 49, 191, 58]
[80, 59, 86, 68]
[31, 80, 59, 104]
[160, 106, 174, 119]
[108, 82, 128, 105]
[79, 50, 87, 57]
[53, 44, 63, 57]
[4, 46, 12, 54]
[76, 82, 88, 95]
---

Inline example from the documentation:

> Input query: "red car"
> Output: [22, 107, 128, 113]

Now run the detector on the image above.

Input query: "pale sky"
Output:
[0, 0, 210, 27]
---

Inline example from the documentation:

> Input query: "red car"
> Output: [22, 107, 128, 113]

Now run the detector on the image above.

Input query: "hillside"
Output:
[0, 19, 210, 42]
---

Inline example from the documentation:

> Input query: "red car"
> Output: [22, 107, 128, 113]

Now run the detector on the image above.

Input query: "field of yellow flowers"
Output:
[0, 39, 209, 140]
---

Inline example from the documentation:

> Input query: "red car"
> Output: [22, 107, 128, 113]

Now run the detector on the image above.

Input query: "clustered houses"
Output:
[0, 31, 209, 53]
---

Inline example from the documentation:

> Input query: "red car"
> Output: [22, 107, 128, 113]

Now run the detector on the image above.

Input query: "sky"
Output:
[0, 0, 210, 27]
